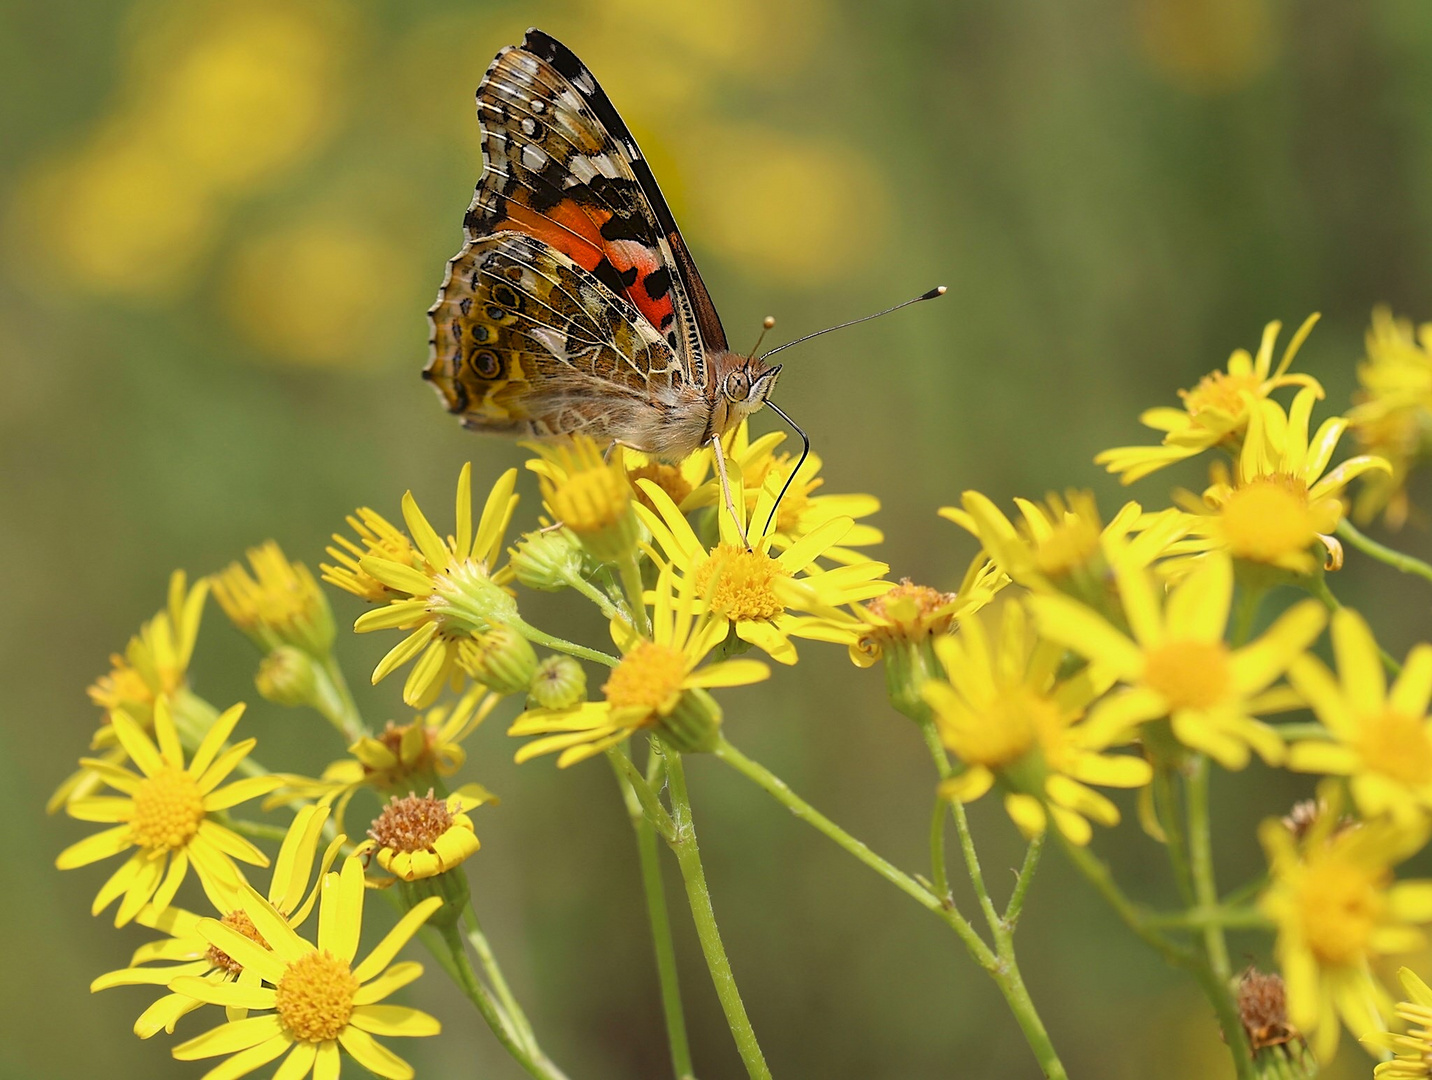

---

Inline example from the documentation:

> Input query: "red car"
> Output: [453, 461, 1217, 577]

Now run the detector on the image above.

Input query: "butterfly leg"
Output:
[709, 433, 751, 551]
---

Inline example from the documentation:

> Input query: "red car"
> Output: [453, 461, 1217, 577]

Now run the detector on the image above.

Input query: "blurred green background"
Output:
[6, 0, 1432, 1076]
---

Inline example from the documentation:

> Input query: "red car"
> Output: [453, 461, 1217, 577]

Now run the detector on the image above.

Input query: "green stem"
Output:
[437, 923, 567, 1080]
[1337, 518, 1432, 585]
[663, 746, 771, 1080]
[463, 906, 538, 1056]
[715, 736, 1068, 1079]
[608, 747, 695, 1080]
[618, 553, 651, 638]
[928, 796, 951, 902]
[607, 745, 677, 841]
[1153, 767, 1197, 909]
[1186, 757, 1230, 979]
[1056, 833, 1254, 1080]
[565, 571, 625, 621]
[318, 653, 368, 742]
[1002, 834, 1043, 930]
[513, 617, 620, 667]
[917, 718, 1001, 935]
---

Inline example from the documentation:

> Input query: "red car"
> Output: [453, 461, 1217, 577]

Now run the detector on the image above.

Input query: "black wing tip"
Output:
[522, 28, 562, 58]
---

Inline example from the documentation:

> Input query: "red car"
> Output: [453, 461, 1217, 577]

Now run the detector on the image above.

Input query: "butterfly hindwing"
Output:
[425, 231, 703, 445]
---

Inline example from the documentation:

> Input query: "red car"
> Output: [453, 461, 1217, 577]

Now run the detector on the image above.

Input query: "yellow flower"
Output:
[351, 463, 519, 708]
[526, 435, 642, 563]
[269, 689, 499, 828]
[1168, 387, 1391, 574]
[363, 788, 492, 882]
[55, 697, 280, 926]
[1096, 315, 1324, 483]
[1259, 792, 1432, 1062]
[170, 857, 442, 1079]
[1286, 609, 1432, 825]
[923, 602, 1152, 845]
[51, 571, 210, 813]
[212, 541, 335, 655]
[624, 438, 719, 513]
[91, 804, 342, 1038]
[321, 506, 425, 604]
[848, 557, 1007, 668]
[509, 566, 769, 766]
[739, 442, 883, 565]
[1363, 967, 1432, 1077]
[944, 490, 1190, 599]
[1348, 307, 1432, 528]
[1029, 554, 1326, 769]
[635, 466, 890, 665]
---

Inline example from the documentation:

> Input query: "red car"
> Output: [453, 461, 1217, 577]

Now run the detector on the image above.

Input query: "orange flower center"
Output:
[368, 791, 453, 853]
[1180, 369, 1259, 423]
[1143, 640, 1232, 711]
[274, 950, 360, 1042]
[627, 463, 693, 512]
[604, 642, 687, 713]
[207, 909, 270, 976]
[129, 766, 204, 851]
[369, 721, 434, 779]
[1220, 476, 1317, 564]
[1296, 856, 1385, 966]
[863, 580, 956, 646]
[695, 544, 788, 623]
[1358, 709, 1432, 787]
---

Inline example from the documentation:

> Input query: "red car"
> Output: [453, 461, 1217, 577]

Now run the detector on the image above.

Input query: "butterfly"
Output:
[424, 29, 778, 470]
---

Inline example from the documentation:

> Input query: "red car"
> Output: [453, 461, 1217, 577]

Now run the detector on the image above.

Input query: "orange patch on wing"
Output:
[499, 200, 677, 335]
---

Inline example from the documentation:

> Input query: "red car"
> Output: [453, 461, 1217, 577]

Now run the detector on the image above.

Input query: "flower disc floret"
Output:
[207, 909, 268, 976]
[274, 950, 359, 1042]
[1142, 640, 1232, 712]
[605, 642, 687, 711]
[129, 767, 204, 850]
[697, 544, 788, 623]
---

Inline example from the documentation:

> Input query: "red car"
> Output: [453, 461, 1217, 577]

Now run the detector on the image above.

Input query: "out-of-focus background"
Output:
[6, 0, 1432, 1076]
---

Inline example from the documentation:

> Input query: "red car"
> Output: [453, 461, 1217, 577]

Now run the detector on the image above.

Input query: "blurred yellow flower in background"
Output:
[212, 540, 335, 656]
[1133, 0, 1278, 96]
[1287, 609, 1432, 826]
[1259, 793, 1432, 1062]
[1097, 316, 1322, 484]
[1363, 966, 1432, 1077]
[1349, 307, 1432, 528]
[8, 0, 347, 299]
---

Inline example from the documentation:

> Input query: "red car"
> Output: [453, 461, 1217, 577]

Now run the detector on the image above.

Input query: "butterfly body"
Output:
[424, 29, 776, 462]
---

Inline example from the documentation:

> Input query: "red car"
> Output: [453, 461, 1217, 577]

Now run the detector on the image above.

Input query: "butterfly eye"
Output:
[724, 372, 750, 402]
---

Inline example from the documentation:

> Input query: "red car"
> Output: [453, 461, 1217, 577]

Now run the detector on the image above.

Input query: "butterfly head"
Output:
[712, 352, 782, 435]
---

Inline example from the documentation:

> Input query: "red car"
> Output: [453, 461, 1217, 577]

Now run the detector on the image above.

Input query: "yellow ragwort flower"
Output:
[923, 602, 1152, 845]
[636, 465, 890, 665]
[1097, 315, 1324, 483]
[1168, 387, 1390, 574]
[1029, 554, 1326, 769]
[1286, 608, 1432, 825]
[212, 541, 335, 655]
[270, 688, 499, 828]
[56, 697, 280, 926]
[322, 506, 425, 604]
[741, 443, 882, 565]
[363, 787, 492, 882]
[352, 463, 519, 708]
[509, 565, 769, 766]
[526, 435, 642, 563]
[1259, 791, 1432, 1062]
[171, 856, 442, 1079]
[848, 558, 1006, 668]
[1348, 306, 1432, 528]
[945, 490, 1190, 598]
[91, 804, 342, 1038]
[1363, 967, 1432, 1077]
[52, 570, 210, 814]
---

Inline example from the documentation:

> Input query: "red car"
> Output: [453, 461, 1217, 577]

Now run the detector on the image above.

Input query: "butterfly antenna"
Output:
[747, 316, 776, 361]
[758, 285, 946, 364]
[762, 401, 810, 538]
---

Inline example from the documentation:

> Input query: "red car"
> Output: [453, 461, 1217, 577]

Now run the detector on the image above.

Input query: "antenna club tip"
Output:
[935, 285, 947, 296]
[763, 316, 776, 328]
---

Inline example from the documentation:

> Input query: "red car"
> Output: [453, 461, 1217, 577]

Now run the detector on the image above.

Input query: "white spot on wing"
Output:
[572, 69, 596, 94]
[521, 144, 548, 171]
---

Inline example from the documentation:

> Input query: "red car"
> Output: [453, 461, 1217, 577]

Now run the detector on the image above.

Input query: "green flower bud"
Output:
[458, 624, 538, 696]
[657, 687, 722, 755]
[510, 528, 587, 591]
[255, 646, 320, 707]
[528, 655, 587, 709]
